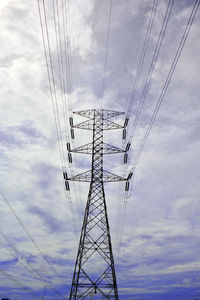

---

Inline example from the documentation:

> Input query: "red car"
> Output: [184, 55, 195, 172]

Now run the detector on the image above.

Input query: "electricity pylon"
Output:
[65, 109, 126, 299]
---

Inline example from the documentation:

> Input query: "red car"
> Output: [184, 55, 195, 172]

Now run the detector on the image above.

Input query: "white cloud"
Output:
[0, 0, 200, 299]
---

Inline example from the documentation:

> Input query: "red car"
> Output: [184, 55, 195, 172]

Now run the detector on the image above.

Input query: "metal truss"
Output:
[67, 170, 126, 183]
[70, 142, 125, 155]
[72, 119, 124, 131]
[73, 109, 124, 120]
[69, 109, 126, 299]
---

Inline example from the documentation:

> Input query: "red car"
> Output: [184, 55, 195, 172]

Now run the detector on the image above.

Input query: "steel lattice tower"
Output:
[65, 109, 126, 299]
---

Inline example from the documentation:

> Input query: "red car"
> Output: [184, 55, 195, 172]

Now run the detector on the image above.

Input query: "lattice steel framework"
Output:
[67, 109, 126, 299]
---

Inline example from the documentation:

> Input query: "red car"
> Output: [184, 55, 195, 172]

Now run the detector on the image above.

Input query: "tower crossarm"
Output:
[70, 142, 125, 155]
[72, 119, 124, 130]
[73, 109, 124, 120]
[67, 170, 126, 182]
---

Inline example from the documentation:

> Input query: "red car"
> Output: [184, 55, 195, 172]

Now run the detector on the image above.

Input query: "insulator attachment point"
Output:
[68, 152, 72, 163]
[122, 128, 126, 140]
[67, 142, 71, 151]
[63, 172, 68, 180]
[124, 118, 129, 127]
[65, 181, 70, 191]
[125, 142, 131, 152]
[125, 181, 130, 191]
[127, 172, 133, 180]
[124, 153, 128, 164]
[70, 128, 75, 139]
[69, 117, 73, 126]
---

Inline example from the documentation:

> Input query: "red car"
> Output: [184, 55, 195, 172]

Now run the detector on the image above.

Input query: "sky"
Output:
[0, 0, 200, 299]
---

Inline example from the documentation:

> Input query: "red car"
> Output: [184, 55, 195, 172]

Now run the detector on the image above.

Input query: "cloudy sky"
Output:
[0, 0, 200, 299]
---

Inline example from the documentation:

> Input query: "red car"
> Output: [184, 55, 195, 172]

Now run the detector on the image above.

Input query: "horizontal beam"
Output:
[72, 119, 124, 130]
[70, 142, 125, 155]
[73, 109, 124, 120]
[66, 170, 126, 182]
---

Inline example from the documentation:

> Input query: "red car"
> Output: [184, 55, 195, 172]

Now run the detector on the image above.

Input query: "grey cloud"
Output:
[30, 161, 61, 198]
[28, 205, 64, 234]
[0, 0, 200, 298]
[0, 121, 44, 148]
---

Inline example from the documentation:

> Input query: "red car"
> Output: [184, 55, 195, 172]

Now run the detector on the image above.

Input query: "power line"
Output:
[52, 0, 68, 145]
[101, 0, 113, 108]
[122, 0, 149, 121]
[63, 0, 73, 115]
[37, 0, 66, 174]
[0, 190, 67, 288]
[127, 0, 174, 145]
[118, 2, 152, 232]
[119, 0, 157, 202]
[37, 0, 72, 201]
[117, 0, 199, 263]
[61, 0, 83, 232]
[61, 0, 72, 142]
[129, 0, 199, 173]
[125, 0, 158, 121]
[57, 0, 85, 223]
[53, 0, 72, 148]
[53, 0, 85, 222]
[0, 267, 40, 299]
[37, 0, 80, 240]
[0, 230, 66, 298]
[117, 0, 161, 260]
[42, 0, 67, 169]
